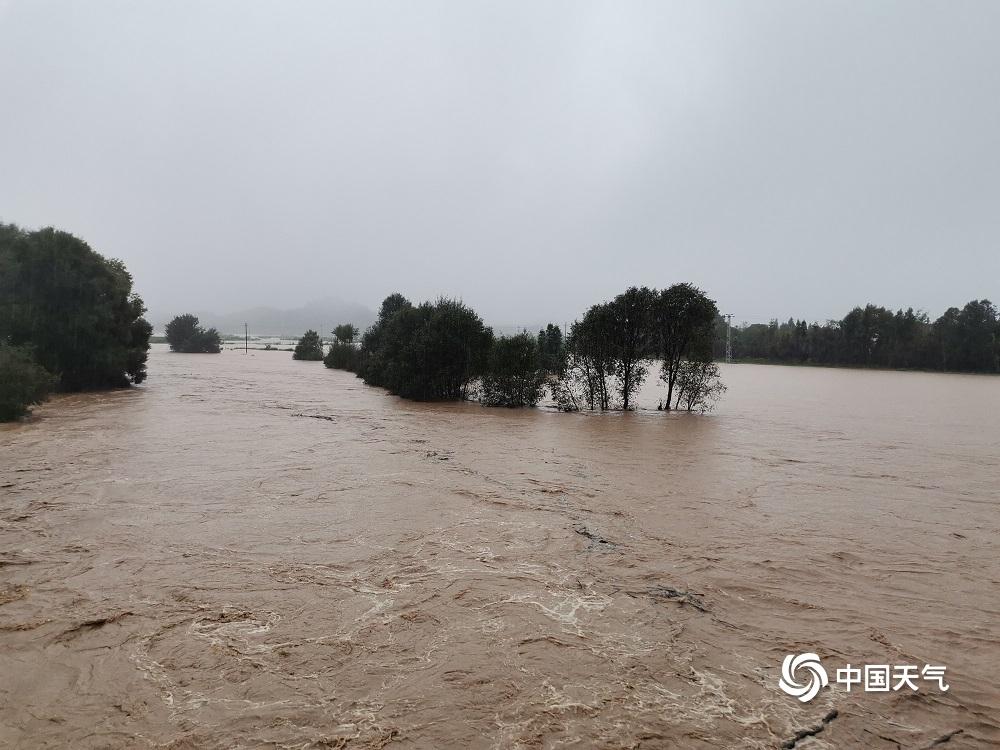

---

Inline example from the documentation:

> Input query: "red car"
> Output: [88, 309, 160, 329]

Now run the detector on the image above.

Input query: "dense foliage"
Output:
[536, 324, 564, 374]
[331, 287, 723, 411]
[553, 284, 720, 411]
[0, 223, 151, 391]
[293, 330, 324, 360]
[670, 360, 727, 412]
[324, 340, 359, 370]
[481, 333, 546, 407]
[0, 344, 56, 421]
[715, 300, 1000, 373]
[165, 314, 221, 353]
[360, 297, 493, 400]
[332, 324, 358, 344]
[332, 295, 493, 401]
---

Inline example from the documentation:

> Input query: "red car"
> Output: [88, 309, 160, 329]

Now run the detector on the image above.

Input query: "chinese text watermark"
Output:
[779, 653, 949, 703]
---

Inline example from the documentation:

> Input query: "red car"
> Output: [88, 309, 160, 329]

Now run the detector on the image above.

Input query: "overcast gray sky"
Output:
[1, 1, 998, 326]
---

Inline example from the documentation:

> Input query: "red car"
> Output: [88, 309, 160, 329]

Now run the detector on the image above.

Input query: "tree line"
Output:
[1, 223, 151, 421]
[313, 284, 725, 411]
[716, 299, 1000, 373]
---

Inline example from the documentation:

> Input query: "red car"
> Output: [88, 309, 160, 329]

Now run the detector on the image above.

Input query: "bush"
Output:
[668, 359, 727, 412]
[165, 314, 221, 353]
[0, 223, 152, 389]
[481, 333, 546, 407]
[0, 344, 57, 421]
[324, 340, 359, 370]
[332, 323, 358, 344]
[358, 296, 493, 401]
[293, 330, 324, 360]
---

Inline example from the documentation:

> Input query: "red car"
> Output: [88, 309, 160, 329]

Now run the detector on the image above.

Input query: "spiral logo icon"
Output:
[779, 653, 828, 702]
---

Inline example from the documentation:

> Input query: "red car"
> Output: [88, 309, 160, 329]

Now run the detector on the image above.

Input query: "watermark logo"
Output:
[778, 654, 949, 702]
[779, 652, 828, 702]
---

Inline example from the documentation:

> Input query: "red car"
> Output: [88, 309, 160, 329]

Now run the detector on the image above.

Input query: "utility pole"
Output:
[725, 314, 733, 364]
[244, 322, 248, 354]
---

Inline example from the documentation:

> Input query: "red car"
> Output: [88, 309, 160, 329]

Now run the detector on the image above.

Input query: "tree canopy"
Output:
[293, 330, 324, 360]
[324, 322, 360, 370]
[0, 343, 56, 421]
[165, 314, 221, 353]
[351, 295, 493, 401]
[481, 333, 546, 407]
[0, 223, 152, 390]
[317, 286, 729, 411]
[333, 323, 358, 344]
[554, 284, 718, 411]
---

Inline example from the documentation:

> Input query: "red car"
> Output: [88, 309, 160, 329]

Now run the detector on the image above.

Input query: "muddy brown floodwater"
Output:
[1, 345, 998, 749]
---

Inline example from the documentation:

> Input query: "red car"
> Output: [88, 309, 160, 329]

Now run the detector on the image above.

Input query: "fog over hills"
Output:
[150, 299, 376, 338]
[149, 296, 576, 340]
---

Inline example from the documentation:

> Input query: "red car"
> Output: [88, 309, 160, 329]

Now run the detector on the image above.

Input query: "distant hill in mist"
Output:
[151, 299, 376, 338]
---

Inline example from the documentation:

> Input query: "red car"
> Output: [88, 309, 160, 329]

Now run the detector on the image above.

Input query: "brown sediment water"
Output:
[1, 345, 998, 748]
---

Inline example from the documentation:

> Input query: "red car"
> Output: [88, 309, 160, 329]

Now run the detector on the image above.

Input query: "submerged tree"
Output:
[165, 314, 221, 353]
[656, 283, 718, 410]
[552, 314, 613, 411]
[293, 330, 324, 360]
[570, 304, 618, 410]
[0, 344, 56, 422]
[324, 322, 359, 370]
[0, 223, 152, 390]
[333, 323, 358, 344]
[537, 324, 565, 374]
[356, 293, 414, 386]
[388, 299, 493, 400]
[481, 333, 546, 407]
[610, 286, 658, 410]
[671, 359, 726, 412]
[354, 295, 492, 400]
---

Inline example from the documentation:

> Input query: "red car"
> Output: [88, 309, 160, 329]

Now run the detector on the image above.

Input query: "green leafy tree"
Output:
[324, 322, 359, 370]
[0, 223, 151, 390]
[293, 330, 324, 360]
[609, 286, 658, 410]
[357, 296, 492, 400]
[943, 300, 998, 372]
[656, 284, 718, 410]
[481, 333, 546, 407]
[165, 314, 221, 353]
[356, 294, 414, 386]
[574, 304, 618, 409]
[553, 287, 660, 411]
[332, 323, 358, 344]
[720, 298, 996, 374]
[0, 344, 56, 421]
[536, 324, 565, 374]
[324, 341, 358, 370]
[671, 359, 726, 412]
[552, 309, 616, 411]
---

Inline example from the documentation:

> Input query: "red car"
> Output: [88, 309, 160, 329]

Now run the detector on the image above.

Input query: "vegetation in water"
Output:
[480, 332, 547, 407]
[324, 324, 360, 371]
[553, 284, 719, 411]
[0, 343, 57, 421]
[0, 223, 152, 416]
[293, 330, 324, 361]
[326, 286, 722, 411]
[355, 296, 493, 401]
[165, 314, 221, 353]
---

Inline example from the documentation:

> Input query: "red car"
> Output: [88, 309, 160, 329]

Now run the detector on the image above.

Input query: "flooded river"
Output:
[1, 345, 998, 748]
